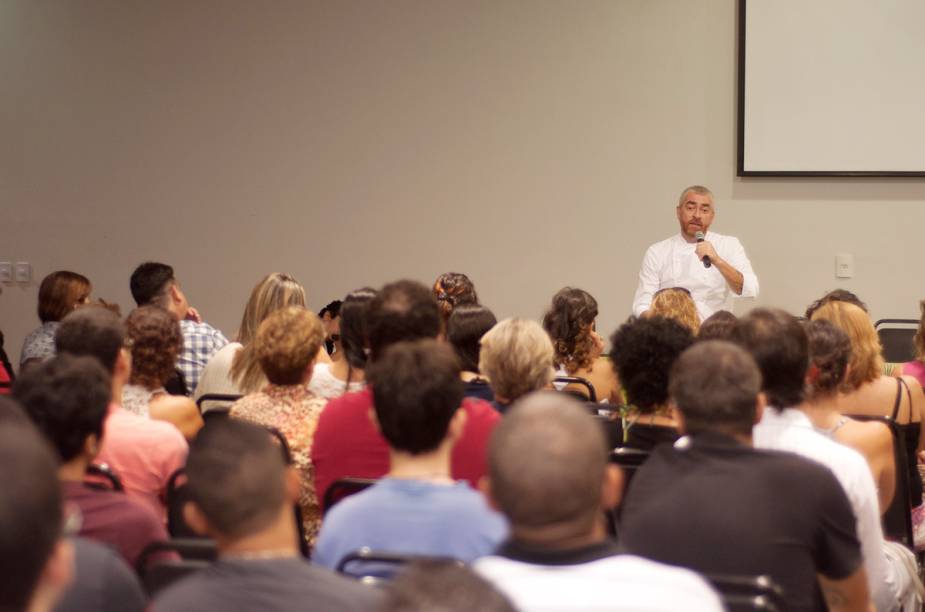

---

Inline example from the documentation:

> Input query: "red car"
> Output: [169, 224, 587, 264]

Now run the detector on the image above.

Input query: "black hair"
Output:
[732, 308, 808, 409]
[805, 289, 868, 320]
[367, 340, 463, 454]
[805, 319, 851, 399]
[368, 280, 441, 362]
[609, 316, 694, 412]
[384, 560, 516, 612]
[318, 300, 342, 320]
[13, 355, 111, 463]
[54, 307, 126, 373]
[129, 262, 175, 307]
[697, 310, 738, 341]
[542, 287, 599, 372]
[447, 304, 497, 373]
[340, 288, 378, 371]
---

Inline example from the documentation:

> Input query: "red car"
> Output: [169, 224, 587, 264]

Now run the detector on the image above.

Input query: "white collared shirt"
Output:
[632, 231, 759, 320]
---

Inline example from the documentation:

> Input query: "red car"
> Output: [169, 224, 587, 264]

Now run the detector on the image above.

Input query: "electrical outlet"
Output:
[0, 262, 11, 283]
[14, 262, 32, 283]
[835, 253, 854, 279]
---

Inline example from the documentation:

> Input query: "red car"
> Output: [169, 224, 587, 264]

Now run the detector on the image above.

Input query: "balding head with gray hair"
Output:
[485, 392, 619, 539]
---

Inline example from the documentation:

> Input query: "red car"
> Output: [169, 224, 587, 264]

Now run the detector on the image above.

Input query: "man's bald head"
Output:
[487, 392, 609, 531]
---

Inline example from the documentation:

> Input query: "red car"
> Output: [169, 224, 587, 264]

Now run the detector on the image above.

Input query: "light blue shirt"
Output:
[313, 478, 507, 573]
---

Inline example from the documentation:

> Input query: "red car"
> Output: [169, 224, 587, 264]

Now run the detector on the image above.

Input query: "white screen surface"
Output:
[741, 0, 925, 175]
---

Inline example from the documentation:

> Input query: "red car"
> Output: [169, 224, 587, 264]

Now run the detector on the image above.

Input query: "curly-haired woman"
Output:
[542, 287, 620, 403]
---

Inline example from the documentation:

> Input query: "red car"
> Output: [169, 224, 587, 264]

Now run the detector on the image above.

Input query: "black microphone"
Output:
[695, 231, 712, 268]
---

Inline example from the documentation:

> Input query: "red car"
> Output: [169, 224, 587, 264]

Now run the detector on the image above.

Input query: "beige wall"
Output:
[2, 0, 924, 367]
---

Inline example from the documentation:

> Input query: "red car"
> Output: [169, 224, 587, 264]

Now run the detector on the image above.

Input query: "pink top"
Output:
[96, 402, 188, 521]
[903, 361, 925, 389]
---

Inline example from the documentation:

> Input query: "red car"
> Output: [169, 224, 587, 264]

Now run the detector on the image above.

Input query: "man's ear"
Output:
[754, 391, 767, 426]
[670, 401, 688, 435]
[169, 284, 184, 306]
[601, 465, 624, 511]
[183, 502, 212, 538]
[284, 467, 301, 504]
[478, 475, 501, 512]
[446, 408, 468, 443]
[83, 433, 101, 460]
[115, 348, 132, 384]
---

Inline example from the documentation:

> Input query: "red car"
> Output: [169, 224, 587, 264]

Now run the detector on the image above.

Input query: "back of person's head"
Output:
[368, 280, 441, 361]
[366, 340, 464, 454]
[732, 308, 807, 409]
[647, 287, 700, 333]
[669, 341, 762, 436]
[433, 272, 479, 324]
[804, 288, 868, 320]
[384, 560, 516, 612]
[55, 306, 125, 374]
[479, 318, 554, 403]
[185, 419, 288, 540]
[447, 304, 497, 374]
[37, 271, 92, 324]
[488, 393, 612, 533]
[697, 310, 738, 341]
[126, 306, 182, 389]
[319, 300, 342, 321]
[805, 319, 851, 401]
[13, 355, 111, 463]
[609, 316, 694, 413]
[129, 262, 175, 307]
[254, 306, 324, 386]
[339, 287, 378, 370]
[542, 287, 599, 373]
[0, 419, 67, 612]
[810, 300, 882, 390]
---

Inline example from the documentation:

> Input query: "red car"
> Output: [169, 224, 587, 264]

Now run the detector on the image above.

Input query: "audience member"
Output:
[230, 306, 328, 548]
[805, 288, 868, 320]
[479, 318, 555, 413]
[153, 420, 380, 612]
[309, 288, 376, 400]
[447, 303, 497, 402]
[314, 340, 506, 572]
[123, 306, 203, 439]
[384, 560, 516, 612]
[130, 262, 228, 394]
[803, 319, 896, 514]
[195, 273, 307, 409]
[903, 298, 925, 388]
[432, 272, 479, 329]
[621, 340, 871, 612]
[645, 286, 700, 333]
[311, 280, 499, 506]
[318, 299, 342, 357]
[13, 355, 170, 568]
[475, 392, 723, 611]
[0, 329, 13, 394]
[54, 538, 146, 612]
[696, 309, 737, 341]
[0, 418, 73, 612]
[608, 316, 693, 450]
[55, 307, 187, 519]
[740, 308, 920, 611]
[21, 271, 92, 368]
[542, 287, 620, 403]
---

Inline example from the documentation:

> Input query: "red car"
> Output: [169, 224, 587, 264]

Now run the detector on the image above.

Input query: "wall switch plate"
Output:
[14, 262, 32, 283]
[0, 262, 11, 283]
[835, 253, 854, 279]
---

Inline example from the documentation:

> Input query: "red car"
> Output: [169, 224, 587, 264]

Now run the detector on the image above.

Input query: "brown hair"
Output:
[254, 306, 324, 386]
[810, 301, 882, 391]
[433, 272, 478, 324]
[37, 271, 91, 323]
[126, 306, 182, 389]
[805, 319, 851, 400]
[542, 287, 598, 373]
[647, 288, 700, 333]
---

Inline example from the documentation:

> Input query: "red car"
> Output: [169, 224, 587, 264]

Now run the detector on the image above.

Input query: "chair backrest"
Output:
[84, 463, 124, 492]
[323, 477, 378, 515]
[553, 376, 598, 403]
[336, 548, 463, 581]
[136, 538, 218, 596]
[843, 413, 914, 547]
[195, 393, 243, 415]
[875, 319, 918, 364]
[705, 574, 785, 612]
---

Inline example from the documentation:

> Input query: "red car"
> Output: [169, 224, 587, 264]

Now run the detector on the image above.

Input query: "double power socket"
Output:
[0, 262, 32, 284]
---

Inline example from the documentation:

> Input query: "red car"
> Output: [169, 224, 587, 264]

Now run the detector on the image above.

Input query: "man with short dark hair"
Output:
[313, 339, 506, 571]
[474, 392, 722, 611]
[153, 419, 380, 612]
[55, 307, 187, 518]
[311, 279, 499, 505]
[620, 340, 871, 612]
[14, 354, 170, 568]
[739, 308, 919, 611]
[129, 262, 228, 394]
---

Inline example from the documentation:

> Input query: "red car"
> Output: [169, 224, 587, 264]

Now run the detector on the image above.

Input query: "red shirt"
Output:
[311, 388, 499, 507]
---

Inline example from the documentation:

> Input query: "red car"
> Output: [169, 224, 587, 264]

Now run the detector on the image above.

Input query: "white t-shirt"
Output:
[632, 231, 759, 320]
[475, 550, 723, 612]
[307, 362, 365, 400]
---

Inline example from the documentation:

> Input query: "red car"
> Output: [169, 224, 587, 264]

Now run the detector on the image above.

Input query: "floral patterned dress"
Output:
[230, 383, 328, 549]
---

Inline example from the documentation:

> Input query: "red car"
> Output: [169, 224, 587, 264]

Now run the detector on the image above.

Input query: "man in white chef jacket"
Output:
[632, 185, 759, 320]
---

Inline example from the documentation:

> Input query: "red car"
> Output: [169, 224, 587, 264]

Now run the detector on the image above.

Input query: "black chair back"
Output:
[195, 393, 243, 415]
[323, 477, 378, 515]
[875, 319, 918, 364]
[705, 574, 785, 612]
[553, 376, 598, 403]
[84, 463, 124, 492]
[136, 538, 218, 596]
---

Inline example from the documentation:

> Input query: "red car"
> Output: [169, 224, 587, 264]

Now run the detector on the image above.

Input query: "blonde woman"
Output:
[479, 318, 555, 413]
[195, 273, 318, 408]
[541, 288, 620, 403]
[645, 287, 700, 334]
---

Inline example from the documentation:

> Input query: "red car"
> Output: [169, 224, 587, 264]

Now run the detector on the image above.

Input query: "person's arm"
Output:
[696, 237, 758, 297]
[632, 245, 662, 316]
[817, 567, 872, 612]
